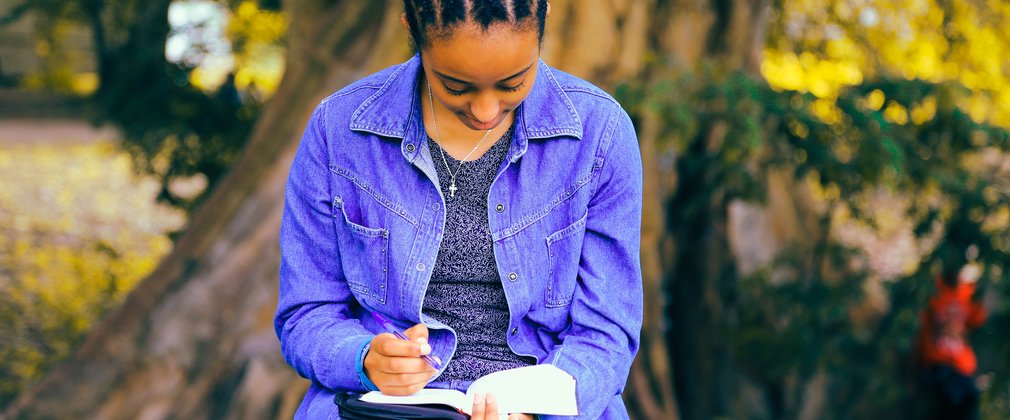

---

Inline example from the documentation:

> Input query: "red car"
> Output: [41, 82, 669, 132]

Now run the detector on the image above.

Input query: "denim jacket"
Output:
[276, 55, 643, 419]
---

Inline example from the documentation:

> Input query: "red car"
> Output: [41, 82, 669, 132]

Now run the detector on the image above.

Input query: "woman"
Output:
[275, 1, 643, 418]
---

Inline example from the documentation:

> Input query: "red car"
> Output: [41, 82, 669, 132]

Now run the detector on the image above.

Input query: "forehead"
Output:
[422, 22, 540, 82]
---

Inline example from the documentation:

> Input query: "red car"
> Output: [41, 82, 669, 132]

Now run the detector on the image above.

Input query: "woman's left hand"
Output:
[469, 393, 534, 420]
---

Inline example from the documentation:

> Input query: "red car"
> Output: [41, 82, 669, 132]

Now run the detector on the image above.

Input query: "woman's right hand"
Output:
[363, 323, 438, 395]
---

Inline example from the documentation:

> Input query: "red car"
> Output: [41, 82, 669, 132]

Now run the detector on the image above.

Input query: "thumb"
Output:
[403, 323, 429, 342]
[403, 323, 431, 356]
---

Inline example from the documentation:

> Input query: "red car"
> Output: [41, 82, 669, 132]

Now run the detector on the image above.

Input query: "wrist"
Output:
[355, 341, 379, 391]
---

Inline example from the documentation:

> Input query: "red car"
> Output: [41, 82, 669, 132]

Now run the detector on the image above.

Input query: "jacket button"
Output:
[511, 327, 518, 336]
[508, 272, 517, 281]
[406, 144, 416, 152]
[416, 263, 426, 271]
[495, 203, 504, 213]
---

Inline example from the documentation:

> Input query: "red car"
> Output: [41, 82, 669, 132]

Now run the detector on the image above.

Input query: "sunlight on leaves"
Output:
[0, 140, 184, 406]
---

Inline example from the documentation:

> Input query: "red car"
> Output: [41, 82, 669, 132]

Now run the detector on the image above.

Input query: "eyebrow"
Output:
[434, 63, 535, 85]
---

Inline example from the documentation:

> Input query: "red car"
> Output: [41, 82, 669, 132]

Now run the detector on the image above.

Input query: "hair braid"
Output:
[403, 0, 548, 50]
[471, 0, 511, 27]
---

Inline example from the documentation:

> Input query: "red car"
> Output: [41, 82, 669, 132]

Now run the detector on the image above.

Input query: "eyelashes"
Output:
[444, 82, 525, 96]
[501, 83, 524, 93]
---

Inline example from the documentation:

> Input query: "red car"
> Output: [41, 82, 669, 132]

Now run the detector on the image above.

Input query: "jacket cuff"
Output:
[356, 341, 379, 391]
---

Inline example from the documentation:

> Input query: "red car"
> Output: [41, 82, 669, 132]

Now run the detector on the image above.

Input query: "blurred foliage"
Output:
[619, 63, 1010, 419]
[3, 0, 285, 212]
[760, 1, 1010, 417]
[221, 0, 286, 95]
[764, 0, 1010, 127]
[0, 142, 183, 407]
[0, 0, 280, 408]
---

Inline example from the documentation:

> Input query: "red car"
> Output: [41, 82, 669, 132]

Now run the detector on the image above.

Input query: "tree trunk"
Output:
[4, 1, 776, 419]
[2, 1, 403, 418]
[542, 2, 771, 418]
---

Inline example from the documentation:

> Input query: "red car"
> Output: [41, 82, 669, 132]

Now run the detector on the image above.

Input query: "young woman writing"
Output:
[275, 1, 643, 418]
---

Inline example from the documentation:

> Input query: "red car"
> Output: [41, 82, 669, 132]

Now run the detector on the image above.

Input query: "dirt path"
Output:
[0, 118, 119, 146]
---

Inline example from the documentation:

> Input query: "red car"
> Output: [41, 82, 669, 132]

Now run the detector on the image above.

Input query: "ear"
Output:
[399, 12, 410, 30]
[546, 1, 551, 17]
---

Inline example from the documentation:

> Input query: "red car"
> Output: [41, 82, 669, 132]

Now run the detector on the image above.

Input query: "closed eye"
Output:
[445, 85, 470, 96]
[501, 81, 525, 93]
[443, 82, 525, 96]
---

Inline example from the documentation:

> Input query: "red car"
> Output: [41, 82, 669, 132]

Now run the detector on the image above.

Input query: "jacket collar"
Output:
[349, 54, 583, 144]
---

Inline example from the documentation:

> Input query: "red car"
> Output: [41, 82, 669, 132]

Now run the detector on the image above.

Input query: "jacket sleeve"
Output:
[275, 103, 375, 392]
[543, 107, 644, 419]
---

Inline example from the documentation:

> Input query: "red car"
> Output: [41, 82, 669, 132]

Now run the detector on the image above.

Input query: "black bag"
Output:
[334, 392, 469, 420]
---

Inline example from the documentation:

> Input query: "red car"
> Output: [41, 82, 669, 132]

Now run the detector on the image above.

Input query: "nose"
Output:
[470, 93, 500, 124]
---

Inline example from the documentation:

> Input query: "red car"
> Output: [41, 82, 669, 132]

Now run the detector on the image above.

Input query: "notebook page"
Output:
[359, 388, 469, 411]
[465, 364, 578, 416]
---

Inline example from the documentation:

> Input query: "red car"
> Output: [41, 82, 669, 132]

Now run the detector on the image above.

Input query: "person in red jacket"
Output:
[913, 256, 987, 420]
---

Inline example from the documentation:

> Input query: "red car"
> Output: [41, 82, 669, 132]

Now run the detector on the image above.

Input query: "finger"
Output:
[485, 393, 500, 420]
[471, 392, 486, 420]
[364, 343, 433, 376]
[370, 369, 437, 387]
[376, 382, 428, 396]
[372, 333, 427, 357]
[372, 355, 435, 374]
[402, 324, 433, 357]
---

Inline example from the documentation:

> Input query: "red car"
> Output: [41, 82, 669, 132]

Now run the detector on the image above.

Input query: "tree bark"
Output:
[2, 1, 402, 418]
[546, 2, 774, 419]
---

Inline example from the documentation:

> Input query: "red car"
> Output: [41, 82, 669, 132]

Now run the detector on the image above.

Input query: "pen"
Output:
[370, 312, 443, 369]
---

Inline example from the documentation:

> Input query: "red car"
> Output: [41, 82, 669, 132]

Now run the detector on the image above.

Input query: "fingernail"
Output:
[475, 392, 484, 404]
[419, 342, 431, 354]
[486, 393, 496, 405]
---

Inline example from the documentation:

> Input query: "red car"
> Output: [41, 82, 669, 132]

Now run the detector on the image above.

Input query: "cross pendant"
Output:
[449, 182, 457, 198]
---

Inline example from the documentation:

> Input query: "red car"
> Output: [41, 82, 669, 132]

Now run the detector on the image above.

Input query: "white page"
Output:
[359, 365, 578, 416]
[359, 388, 468, 411]
[464, 364, 578, 416]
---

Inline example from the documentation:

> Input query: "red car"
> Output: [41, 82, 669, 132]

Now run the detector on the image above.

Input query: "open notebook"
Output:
[359, 364, 578, 416]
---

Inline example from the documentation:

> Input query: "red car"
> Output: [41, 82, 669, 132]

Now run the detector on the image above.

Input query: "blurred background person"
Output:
[913, 246, 988, 420]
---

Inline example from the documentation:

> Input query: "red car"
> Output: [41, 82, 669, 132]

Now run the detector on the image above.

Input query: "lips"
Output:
[462, 113, 506, 130]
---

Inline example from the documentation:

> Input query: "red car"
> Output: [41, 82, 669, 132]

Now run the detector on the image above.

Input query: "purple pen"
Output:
[370, 312, 443, 369]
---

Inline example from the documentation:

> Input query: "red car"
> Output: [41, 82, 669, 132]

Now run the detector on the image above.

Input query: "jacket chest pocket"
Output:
[544, 210, 588, 307]
[333, 195, 389, 304]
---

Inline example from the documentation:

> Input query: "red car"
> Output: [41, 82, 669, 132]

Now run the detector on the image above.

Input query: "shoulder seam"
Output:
[587, 104, 624, 199]
[559, 86, 620, 105]
[321, 83, 384, 104]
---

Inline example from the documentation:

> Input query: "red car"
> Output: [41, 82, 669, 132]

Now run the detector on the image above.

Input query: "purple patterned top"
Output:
[422, 125, 535, 382]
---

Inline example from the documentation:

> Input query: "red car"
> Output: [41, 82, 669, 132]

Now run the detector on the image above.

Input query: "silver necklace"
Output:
[426, 81, 494, 198]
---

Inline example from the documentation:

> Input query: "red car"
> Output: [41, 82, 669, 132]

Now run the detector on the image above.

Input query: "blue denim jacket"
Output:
[276, 55, 643, 419]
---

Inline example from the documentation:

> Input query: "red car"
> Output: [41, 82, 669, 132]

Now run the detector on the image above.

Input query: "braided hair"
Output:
[403, 0, 549, 50]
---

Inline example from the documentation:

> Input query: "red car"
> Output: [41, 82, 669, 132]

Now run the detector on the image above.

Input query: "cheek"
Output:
[502, 94, 529, 113]
[506, 85, 536, 111]
[438, 97, 470, 114]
